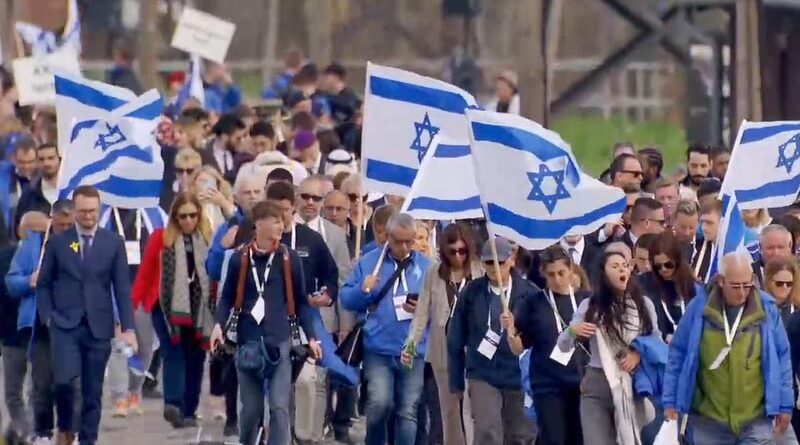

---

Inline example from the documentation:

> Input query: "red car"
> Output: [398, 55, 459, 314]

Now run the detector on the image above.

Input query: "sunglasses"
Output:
[300, 193, 323, 203]
[653, 261, 675, 271]
[177, 212, 199, 221]
[622, 170, 644, 178]
[773, 280, 794, 288]
[448, 247, 469, 257]
[175, 168, 196, 176]
[348, 193, 368, 203]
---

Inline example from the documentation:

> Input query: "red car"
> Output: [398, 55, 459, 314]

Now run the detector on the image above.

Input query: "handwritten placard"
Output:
[13, 46, 81, 105]
[171, 7, 236, 64]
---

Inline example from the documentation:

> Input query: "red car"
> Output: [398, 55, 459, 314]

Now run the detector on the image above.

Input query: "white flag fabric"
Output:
[403, 136, 483, 221]
[705, 192, 748, 282]
[361, 62, 478, 195]
[15, 0, 81, 57]
[724, 120, 800, 210]
[54, 71, 164, 208]
[173, 54, 205, 111]
[466, 109, 626, 250]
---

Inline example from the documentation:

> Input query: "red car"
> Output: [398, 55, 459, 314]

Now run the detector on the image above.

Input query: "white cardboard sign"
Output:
[13, 46, 81, 105]
[171, 7, 236, 64]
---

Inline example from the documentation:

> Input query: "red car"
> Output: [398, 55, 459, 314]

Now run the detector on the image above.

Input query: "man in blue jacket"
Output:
[448, 237, 538, 445]
[341, 213, 431, 445]
[5, 201, 73, 442]
[663, 250, 795, 443]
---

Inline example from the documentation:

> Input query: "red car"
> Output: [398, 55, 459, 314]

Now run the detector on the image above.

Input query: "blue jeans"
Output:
[691, 415, 791, 445]
[363, 352, 425, 445]
[237, 340, 292, 445]
[151, 308, 206, 417]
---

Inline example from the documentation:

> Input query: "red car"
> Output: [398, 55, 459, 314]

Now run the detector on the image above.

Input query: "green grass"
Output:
[552, 116, 687, 177]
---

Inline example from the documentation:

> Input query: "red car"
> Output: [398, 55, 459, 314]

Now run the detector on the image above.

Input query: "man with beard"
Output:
[15, 143, 60, 234]
[200, 114, 247, 185]
[1, 138, 37, 240]
[637, 147, 663, 193]
[710, 146, 731, 181]
[679, 144, 712, 201]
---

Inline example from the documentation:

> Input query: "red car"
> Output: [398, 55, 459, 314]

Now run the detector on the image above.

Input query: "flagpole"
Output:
[488, 235, 509, 313]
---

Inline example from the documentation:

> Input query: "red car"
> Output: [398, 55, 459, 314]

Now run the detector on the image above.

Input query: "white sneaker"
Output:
[32, 437, 52, 445]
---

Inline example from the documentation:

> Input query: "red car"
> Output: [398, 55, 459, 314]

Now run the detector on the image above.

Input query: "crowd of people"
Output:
[0, 45, 799, 445]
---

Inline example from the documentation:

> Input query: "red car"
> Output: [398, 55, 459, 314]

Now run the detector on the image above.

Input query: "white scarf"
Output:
[595, 302, 644, 445]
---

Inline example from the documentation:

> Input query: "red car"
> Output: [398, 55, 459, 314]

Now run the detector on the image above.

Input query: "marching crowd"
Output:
[0, 46, 800, 445]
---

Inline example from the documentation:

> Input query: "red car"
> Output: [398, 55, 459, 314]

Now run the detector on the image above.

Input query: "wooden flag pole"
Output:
[354, 193, 364, 259]
[36, 135, 70, 271]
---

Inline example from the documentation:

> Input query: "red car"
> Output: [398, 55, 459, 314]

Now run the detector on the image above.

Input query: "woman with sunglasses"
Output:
[131, 192, 215, 428]
[765, 257, 800, 325]
[512, 246, 590, 445]
[639, 232, 697, 343]
[557, 251, 661, 445]
[406, 223, 481, 445]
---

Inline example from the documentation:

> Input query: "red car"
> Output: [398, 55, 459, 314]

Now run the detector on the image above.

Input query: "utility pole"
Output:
[139, 0, 159, 90]
[304, 0, 332, 68]
[516, 0, 548, 125]
[734, 0, 762, 127]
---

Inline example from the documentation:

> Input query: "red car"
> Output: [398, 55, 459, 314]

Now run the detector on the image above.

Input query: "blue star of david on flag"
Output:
[776, 133, 800, 174]
[410, 113, 440, 162]
[93, 122, 127, 152]
[527, 164, 571, 214]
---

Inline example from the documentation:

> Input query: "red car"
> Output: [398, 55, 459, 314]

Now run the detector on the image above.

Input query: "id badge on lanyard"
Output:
[114, 208, 142, 265]
[392, 267, 413, 321]
[709, 306, 743, 370]
[548, 288, 577, 366]
[249, 250, 276, 325]
[478, 302, 501, 360]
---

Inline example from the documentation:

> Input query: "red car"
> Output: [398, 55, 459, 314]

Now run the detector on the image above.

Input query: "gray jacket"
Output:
[407, 261, 483, 370]
[319, 218, 359, 334]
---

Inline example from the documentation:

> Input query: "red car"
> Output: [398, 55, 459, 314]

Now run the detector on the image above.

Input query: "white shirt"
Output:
[213, 144, 233, 173]
[41, 180, 58, 204]
[489, 275, 513, 307]
[560, 237, 585, 264]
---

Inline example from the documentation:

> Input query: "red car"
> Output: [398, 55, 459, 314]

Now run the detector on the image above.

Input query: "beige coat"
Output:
[407, 261, 483, 371]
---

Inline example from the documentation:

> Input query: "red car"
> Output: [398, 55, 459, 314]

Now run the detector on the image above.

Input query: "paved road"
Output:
[0, 361, 365, 445]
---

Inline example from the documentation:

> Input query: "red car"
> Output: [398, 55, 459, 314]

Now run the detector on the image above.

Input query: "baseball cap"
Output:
[480, 237, 513, 263]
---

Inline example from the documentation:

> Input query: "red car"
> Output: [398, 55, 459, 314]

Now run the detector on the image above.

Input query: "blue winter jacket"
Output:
[662, 284, 794, 416]
[340, 249, 431, 357]
[631, 335, 669, 406]
[206, 208, 246, 281]
[204, 83, 242, 115]
[5, 230, 42, 330]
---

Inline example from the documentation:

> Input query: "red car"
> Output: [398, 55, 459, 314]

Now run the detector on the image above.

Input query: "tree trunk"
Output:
[138, 0, 159, 90]
[516, 0, 548, 124]
[734, 0, 762, 127]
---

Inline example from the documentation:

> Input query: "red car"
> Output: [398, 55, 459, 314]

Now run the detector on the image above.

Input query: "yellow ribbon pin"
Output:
[70, 242, 80, 253]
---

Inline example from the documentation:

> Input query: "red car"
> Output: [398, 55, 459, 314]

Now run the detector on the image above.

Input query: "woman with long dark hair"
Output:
[406, 222, 481, 445]
[639, 232, 697, 342]
[557, 251, 661, 445]
[131, 191, 214, 428]
[512, 246, 590, 445]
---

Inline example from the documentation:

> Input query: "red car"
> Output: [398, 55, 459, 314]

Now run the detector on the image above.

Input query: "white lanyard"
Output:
[487, 283, 510, 332]
[318, 218, 326, 242]
[693, 241, 707, 277]
[660, 298, 685, 331]
[456, 278, 466, 293]
[15, 179, 21, 200]
[250, 250, 276, 298]
[290, 225, 297, 250]
[392, 263, 409, 296]
[547, 287, 577, 333]
[112, 208, 141, 241]
[723, 306, 744, 346]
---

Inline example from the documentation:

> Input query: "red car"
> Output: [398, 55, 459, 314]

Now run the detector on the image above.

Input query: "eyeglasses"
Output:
[448, 247, 469, 257]
[726, 282, 754, 291]
[175, 168, 196, 176]
[653, 261, 675, 271]
[177, 212, 199, 221]
[300, 193, 323, 203]
[622, 170, 644, 178]
[348, 193, 367, 203]
[773, 280, 794, 288]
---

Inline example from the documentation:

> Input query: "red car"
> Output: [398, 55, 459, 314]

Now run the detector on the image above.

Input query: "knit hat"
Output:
[293, 129, 317, 151]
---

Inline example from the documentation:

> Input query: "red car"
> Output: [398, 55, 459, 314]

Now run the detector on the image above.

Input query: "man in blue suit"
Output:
[36, 185, 137, 445]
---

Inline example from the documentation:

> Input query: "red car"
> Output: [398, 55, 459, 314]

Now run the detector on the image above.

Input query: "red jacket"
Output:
[131, 228, 164, 312]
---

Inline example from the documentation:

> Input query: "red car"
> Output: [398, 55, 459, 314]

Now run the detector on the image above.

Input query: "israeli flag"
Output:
[706, 193, 748, 281]
[724, 120, 800, 210]
[15, 0, 81, 57]
[361, 62, 478, 195]
[54, 71, 164, 208]
[403, 136, 483, 221]
[173, 54, 205, 114]
[465, 109, 626, 250]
